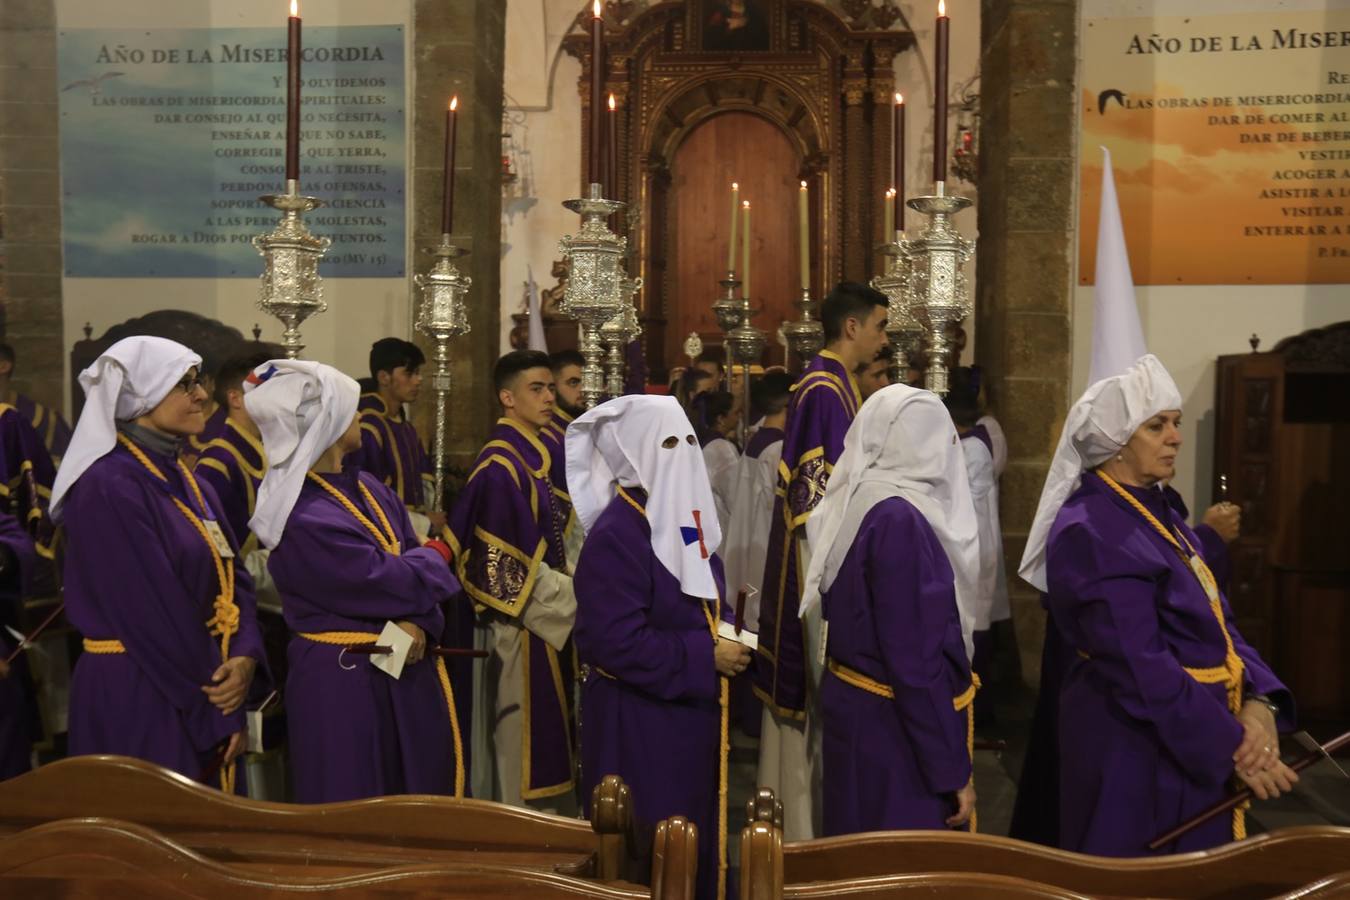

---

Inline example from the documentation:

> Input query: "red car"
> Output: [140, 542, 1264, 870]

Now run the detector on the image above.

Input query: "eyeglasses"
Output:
[175, 375, 204, 395]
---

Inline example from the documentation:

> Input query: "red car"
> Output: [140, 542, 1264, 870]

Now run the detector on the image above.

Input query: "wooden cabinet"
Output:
[1213, 322, 1350, 732]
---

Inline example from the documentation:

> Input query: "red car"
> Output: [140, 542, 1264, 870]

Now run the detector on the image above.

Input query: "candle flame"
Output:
[895, 92, 904, 105]
[938, 0, 945, 16]
[289, 0, 298, 16]
[800, 180, 807, 189]
[593, 0, 601, 17]
[732, 181, 739, 190]
[449, 96, 458, 111]
[742, 200, 750, 209]
[608, 94, 616, 110]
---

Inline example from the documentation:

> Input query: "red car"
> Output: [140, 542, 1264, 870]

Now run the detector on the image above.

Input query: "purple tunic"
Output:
[753, 350, 860, 718]
[448, 419, 574, 800]
[194, 418, 265, 550]
[1008, 604, 1069, 847]
[186, 406, 228, 460]
[345, 392, 432, 512]
[63, 440, 265, 788]
[539, 408, 576, 537]
[1047, 475, 1292, 856]
[574, 487, 729, 900]
[269, 470, 461, 802]
[14, 393, 72, 466]
[820, 498, 974, 835]
[0, 512, 38, 781]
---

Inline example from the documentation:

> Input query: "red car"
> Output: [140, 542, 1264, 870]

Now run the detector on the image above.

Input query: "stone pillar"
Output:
[0, 0, 64, 412]
[411, 1, 506, 471]
[840, 46, 869, 283]
[975, 0, 1077, 683]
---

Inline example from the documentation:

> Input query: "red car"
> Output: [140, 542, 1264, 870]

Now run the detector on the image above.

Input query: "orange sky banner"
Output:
[1079, 10, 1350, 285]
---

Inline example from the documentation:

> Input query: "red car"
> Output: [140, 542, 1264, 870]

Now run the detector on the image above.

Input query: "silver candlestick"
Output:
[726, 288, 766, 439]
[870, 235, 925, 385]
[601, 292, 642, 399]
[254, 179, 332, 359]
[559, 183, 641, 410]
[414, 235, 472, 517]
[712, 272, 744, 389]
[782, 287, 825, 367]
[905, 182, 974, 396]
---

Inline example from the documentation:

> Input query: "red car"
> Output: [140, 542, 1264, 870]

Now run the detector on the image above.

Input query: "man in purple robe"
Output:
[568, 395, 750, 900]
[195, 353, 272, 552]
[52, 337, 266, 791]
[346, 338, 440, 535]
[0, 402, 57, 780]
[245, 360, 463, 802]
[543, 349, 584, 560]
[854, 346, 892, 402]
[753, 282, 888, 839]
[448, 350, 577, 812]
[1021, 355, 1295, 856]
[0, 342, 72, 467]
[804, 385, 978, 835]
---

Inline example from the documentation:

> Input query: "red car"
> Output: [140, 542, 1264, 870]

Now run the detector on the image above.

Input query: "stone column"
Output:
[840, 46, 869, 283]
[975, 0, 1077, 683]
[411, 1, 506, 471]
[0, 0, 64, 411]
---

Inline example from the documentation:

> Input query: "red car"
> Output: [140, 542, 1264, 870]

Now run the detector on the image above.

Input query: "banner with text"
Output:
[57, 25, 405, 278]
[1079, 10, 1350, 285]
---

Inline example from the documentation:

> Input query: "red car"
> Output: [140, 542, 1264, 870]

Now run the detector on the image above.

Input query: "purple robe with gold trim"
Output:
[13, 393, 71, 467]
[752, 351, 860, 717]
[448, 419, 575, 801]
[186, 406, 228, 460]
[63, 440, 265, 789]
[1047, 475, 1292, 856]
[345, 392, 432, 512]
[194, 418, 265, 551]
[820, 498, 973, 835]
[539, 408, 576, 540]
[269, 470, 461, 802]
[574, 487, 730, 900]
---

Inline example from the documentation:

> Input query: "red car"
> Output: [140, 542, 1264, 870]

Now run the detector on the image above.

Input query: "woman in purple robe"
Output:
[801, 385, 978, 835]
[567, 395, 751, 900]
[244, 360, 464, 803]
[50, 337, 266, 791]
[1019, 354, 1297, 856]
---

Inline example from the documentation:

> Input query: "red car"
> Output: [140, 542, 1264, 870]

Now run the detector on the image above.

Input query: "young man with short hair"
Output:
[346, 338, 440, 533]
[448, 350, 577, 812]
[754, 281, 888, 840]
[856, 346, 894, 402]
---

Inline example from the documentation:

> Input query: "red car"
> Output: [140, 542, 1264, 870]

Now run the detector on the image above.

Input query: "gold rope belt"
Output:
[298, 630, 466, 797]
[82, 638, 126, 654]
[826, 657, 980, 832]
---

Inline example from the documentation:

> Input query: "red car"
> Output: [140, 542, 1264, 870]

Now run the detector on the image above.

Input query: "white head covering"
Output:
[800, 383, 979, 658]
[566, 395, 721, 601]
[1089, 147, 1148, 385]
[1018, 354, 1182, 592]
[243, 360, 360, 549]
[50, 336, 202, 522]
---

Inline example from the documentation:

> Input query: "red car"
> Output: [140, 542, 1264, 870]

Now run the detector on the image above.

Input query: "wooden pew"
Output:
[741, 789, 1350, 900]
[0, 755, 651, 882]
[0, 816, 681, 899]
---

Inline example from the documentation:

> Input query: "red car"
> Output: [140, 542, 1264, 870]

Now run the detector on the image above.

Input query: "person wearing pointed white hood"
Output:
[798, 384, 978, 835]
[244, 359, 466, 803]
[568, 395, 749, 900]
[52, 336, 265, 791]
[1017, 354, 1296, 857]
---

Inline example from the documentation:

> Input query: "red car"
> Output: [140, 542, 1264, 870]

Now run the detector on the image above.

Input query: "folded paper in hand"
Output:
[717, 619, 758, 651]
[371, 620, 414, 680]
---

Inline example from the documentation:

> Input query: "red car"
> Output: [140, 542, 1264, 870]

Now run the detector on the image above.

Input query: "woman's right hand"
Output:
[714, 638, 751, 677]
[1236, 760, 1299, 800]
[395, 621, 427, 664]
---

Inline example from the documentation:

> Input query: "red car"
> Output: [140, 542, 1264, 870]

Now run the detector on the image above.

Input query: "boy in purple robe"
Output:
[51, 337, 266, 792]
[195, 352, 273, 552]
[544, 349, 585, 559]
[0, 342, 72, 466]
[754, 282, 888, 839]
[803, 385, 978, 835]
[346, 338, 440, 535]
[246, 360, 465, 802]
[448, 350, 577, 812]
[0, 402, 58, 780]
[1020, 355, 1296, 857]
[568, 395, 750, 900]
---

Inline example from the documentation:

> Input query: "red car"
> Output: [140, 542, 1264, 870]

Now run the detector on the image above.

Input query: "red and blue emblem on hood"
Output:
[680, 509, 710, 560]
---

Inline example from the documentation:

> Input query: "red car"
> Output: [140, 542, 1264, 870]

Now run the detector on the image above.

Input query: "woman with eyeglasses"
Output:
[50, 337, 266, 791]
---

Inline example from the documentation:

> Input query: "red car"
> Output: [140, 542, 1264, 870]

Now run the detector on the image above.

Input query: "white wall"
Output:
[498, 0, 982, 360]
[1074, 0, 1349, 513]
[56, 0, 415, 408]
